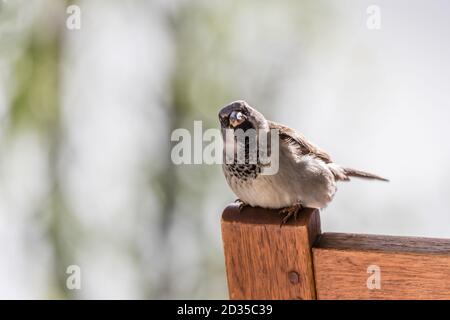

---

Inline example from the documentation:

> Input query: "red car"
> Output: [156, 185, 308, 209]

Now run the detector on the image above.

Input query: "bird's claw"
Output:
[279, 203, 303, 226]
[234, 199, 248, 212]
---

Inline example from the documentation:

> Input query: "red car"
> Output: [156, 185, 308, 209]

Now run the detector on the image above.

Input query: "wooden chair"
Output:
[221, 204, 450, 299]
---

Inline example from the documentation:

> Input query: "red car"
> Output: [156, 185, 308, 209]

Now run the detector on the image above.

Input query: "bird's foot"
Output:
[234, 199, 248, 212]
[279, 202, 303, 226]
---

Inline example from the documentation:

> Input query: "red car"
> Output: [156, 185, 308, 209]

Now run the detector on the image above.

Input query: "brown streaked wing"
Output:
[269, 121, 332, 163]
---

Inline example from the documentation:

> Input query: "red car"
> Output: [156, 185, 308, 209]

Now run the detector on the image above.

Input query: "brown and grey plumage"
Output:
[219, 100, 388, 224]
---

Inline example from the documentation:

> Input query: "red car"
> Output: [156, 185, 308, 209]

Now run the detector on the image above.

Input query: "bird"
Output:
[219, 100, 388, 225]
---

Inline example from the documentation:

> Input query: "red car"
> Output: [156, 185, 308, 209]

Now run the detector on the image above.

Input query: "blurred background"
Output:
[1, 0, 449, 299]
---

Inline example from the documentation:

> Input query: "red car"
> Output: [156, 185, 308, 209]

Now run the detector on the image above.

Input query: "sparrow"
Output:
[219, 100, 388, 225]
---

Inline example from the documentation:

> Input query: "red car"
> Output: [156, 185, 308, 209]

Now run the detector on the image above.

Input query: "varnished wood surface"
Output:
[221, 205, 450, 300]
[221, 204, 321, 300]
[315, 232, 450, 254]
[313, 232, 450, 300]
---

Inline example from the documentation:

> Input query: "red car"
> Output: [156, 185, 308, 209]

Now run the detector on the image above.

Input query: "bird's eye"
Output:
[229, 110, 246, 127]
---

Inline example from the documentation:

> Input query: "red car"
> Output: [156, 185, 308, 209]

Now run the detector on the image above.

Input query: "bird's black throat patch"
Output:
[224, 127, 262, 181]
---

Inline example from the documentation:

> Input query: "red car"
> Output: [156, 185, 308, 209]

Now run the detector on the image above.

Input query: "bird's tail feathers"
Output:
[342, 167, 389, 182]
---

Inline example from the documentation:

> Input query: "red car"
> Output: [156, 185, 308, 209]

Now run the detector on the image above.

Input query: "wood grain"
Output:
[221, 204, 321, 300]
[313, 233, 450, 300]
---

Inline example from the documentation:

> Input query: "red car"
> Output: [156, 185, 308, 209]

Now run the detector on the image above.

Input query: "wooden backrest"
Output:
[221, 204, 450, 300]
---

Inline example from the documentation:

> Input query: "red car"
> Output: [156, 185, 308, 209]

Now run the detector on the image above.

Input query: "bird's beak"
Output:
[229, 111, 245, 128]
[229, 118, 239, 128]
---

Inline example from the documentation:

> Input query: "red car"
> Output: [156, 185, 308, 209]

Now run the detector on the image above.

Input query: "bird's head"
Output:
[218, 100, 269, 132]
